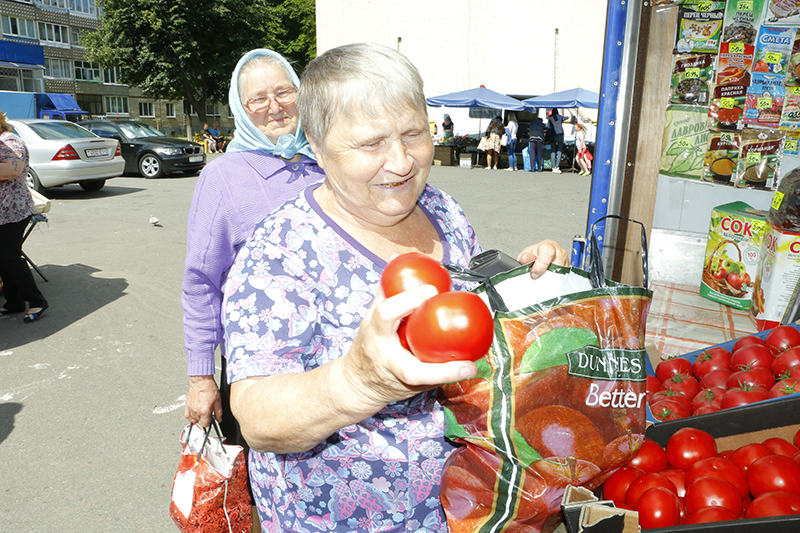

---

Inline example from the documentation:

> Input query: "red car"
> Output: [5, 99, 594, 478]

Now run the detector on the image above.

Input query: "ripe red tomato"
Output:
[656, 357, 694, 383]
[700, 368, 733, 390]
[660, 469, 687, 498]
[763, 437, 800, 458]
[405, 291, 493, 363]
[773, 347, 800, 378]
[748, 455, 800, 497]
[726, 367, 776, 392]
[693, 348, 732, 380]
[602, 466, 644, 508]
[684, 476, 743, 517]
[628, 438, 668, 473]
[730, 344, 773, 372]
[652, 389, 691, 409]
[380, 252, 451, 297]
[685, 457, 748, 499]
[666, 427, 717, 470]
[730, 443, 772, 472]
[746, 491, 800, 518]
[721, 384, 769, 409]
[733, 335, 766, 353]
[796, 428, 800, 449]
[766, 325, 800, 355]
[693, 404, 721, 416]
[691, 387, 725, 412]
[660, 372, 700, 400]
[625, 473, 677, 508]
[769, 379, 800, 399]
[650, 398, 691, 421]
[646, 375, 661, 401]
[684, 506, 738, 524]
[636, 487, 680, 528]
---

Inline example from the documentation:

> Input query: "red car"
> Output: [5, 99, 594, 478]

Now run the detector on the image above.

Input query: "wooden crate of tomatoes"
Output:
[645, 324, 800, 422]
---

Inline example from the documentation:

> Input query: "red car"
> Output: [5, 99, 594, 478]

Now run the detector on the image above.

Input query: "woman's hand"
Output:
[517, 239, 570, 279]
[185, 375, 223, 426]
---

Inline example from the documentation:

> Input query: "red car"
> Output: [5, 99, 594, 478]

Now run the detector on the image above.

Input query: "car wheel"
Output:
[26, 169, 46, 193]
[79, 179, 105, 192]
[139, 154, 164, 178]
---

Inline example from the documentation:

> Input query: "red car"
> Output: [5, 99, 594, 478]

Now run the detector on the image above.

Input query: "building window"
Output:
[71, 28, 83, 46]
[2, 16, 37, 39]
[138, 101, 154, 117]
[165, 103, 176, 118]
[205, 103, 220, 116]
[74, 60, 101, 82]
[227, 106, 234, 118]
[103, 67, 124, 85]
[42, 0, 69, 8]
[69, 0, 96, 16]
[38, 22, 69, 45]
[45, 58, 73, 79]
[77, 94, 102, 115]
[0, 67, 35, 92]
[104, 95, 129, 115]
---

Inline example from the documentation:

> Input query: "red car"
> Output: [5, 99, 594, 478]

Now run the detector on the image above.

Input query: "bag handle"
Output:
[443, 264, 509, 313]
[186, 419, 225, 461]
[588, 214, 649, 289]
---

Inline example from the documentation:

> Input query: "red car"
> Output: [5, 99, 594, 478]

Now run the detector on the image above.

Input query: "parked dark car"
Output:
[78, 119, 205, 178]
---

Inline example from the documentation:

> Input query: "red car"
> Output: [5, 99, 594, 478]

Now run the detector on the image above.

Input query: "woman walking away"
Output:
[505, 112, 518, 171]
[0, 110, 48, 323]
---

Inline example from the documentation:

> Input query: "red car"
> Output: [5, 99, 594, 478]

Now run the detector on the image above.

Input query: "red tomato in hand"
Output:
[685, 506, 738, 524]
[772, 347, 800, 378]
[763, 437, 799, 458]
[656, 357, 694, 383]
[636, 487, 680, 528]
[766, 325, 800, 355]
[628, 438, 668, 473]
[748, 455, 800, 497]
[405, 291, 493, 363]
[693, 347, 732, 380]
[733, 335, 766, 353]
[666, 427, 717, 470]
[685, 457, 748, 499]
[746, 491, 800, 518]
[730, 344, 773, 372]
[602, 466, 644, 508]
[381, 252, 451, 297]
[684, 477, 743, 517]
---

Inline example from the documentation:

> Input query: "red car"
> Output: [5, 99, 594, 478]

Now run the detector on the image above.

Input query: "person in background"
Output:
[0, 110, 48, 323]
[209, 123, 226, 152]
[485, 115, 504, 170]
[441, 113, 454, 142]
[222, 42, 569, 532]
[181, 48, 325, 445]
[528, 111, 545, 172]
[548, 107, 565, 173]
[574, 122, 592, 176]
[505, 111, 519, 171]
[201, 123, 217, 153]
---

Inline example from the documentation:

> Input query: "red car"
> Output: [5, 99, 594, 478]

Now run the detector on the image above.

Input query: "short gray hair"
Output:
[298, 43, 427, 146]
[237, 54, 296, 104]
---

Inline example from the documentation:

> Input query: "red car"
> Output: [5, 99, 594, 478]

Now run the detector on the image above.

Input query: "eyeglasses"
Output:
[245, 87, 298, 113]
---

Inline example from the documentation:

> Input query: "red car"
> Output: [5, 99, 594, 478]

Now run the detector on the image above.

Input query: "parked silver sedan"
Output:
[8, 119, 125, 193]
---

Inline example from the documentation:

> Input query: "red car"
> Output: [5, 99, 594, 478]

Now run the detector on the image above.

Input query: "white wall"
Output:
[316, 0, 609, 135]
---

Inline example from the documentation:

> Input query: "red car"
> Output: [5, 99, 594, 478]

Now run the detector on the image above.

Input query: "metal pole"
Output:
[581, 0, 642, 271]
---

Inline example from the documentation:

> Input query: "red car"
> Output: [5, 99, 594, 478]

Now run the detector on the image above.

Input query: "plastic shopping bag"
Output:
[169, 422, 252, 533]
[439, 216, 652, 533]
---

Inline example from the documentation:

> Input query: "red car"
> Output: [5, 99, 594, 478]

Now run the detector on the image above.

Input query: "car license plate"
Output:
[86, 148, 109, 157]
[189, 155, 203, 163]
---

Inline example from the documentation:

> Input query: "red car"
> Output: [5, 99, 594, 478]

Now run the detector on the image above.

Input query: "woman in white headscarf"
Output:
[181, 49, 325, 436]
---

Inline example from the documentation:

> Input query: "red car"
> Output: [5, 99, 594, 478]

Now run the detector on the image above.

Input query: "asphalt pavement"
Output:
[0, 155, 591, 532]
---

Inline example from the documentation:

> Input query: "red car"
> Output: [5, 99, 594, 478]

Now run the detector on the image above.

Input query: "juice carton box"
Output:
[700, 202, 768, 310]
[751, 223, 800, 330]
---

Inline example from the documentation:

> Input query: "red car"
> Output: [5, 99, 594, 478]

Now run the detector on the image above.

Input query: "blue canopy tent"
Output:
[426, 86, 524, 110]
[522, 88, 600, 110]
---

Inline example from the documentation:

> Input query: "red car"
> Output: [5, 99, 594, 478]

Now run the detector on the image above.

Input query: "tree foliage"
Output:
[83, 0, 316, 123]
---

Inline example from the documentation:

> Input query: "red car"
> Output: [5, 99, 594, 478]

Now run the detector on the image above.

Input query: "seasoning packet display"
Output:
[716, 42, 756, 87]
[743, 72, 786, 128]
[722, 0, 768, 45]
[784, 131, 800, 154]
[703, 131, 741, 183]
[660, 104, 712, 179]
[753, 25, 796, 75]
[780, 85, 800, 130]
[710, 83, 748, 129]
[765, 0, 800, 26]
[675, 2, 726, 54]
[670, 54, 715, 104]
[786, 33, 800, 85]
[735, 129, 784, 189]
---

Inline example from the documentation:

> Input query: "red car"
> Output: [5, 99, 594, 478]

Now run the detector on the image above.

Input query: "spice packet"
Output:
[743, 72, 787, 128]
[670, 54, 715, 104]
[723, 0, 769, 45]
[735, 129, 784, 189]
[784, 131, 800, 154]
[675, 2, 726, 54]
[753, 26, 796, 75]
[716, 42, 755, 87]
[660, 104, 711, 179]
[710, 83, 748, 129]
[780, 86, 800, 130]
[786, 33, 800, 85]
[703, 131, 741, 184]
[765, 0, 800, 26]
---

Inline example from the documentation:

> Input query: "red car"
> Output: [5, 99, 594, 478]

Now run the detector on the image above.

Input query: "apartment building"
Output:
[0, 0, 233, 138]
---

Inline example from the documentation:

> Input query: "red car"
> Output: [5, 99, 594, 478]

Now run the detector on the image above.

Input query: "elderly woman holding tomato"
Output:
[221, 42, 569, 532]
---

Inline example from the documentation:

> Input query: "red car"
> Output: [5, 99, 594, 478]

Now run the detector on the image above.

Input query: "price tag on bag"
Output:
[758, 97, 773, 109]
[747, 151, 762, 164]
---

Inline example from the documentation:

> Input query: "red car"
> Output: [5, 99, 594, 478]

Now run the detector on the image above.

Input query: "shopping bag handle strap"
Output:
[443, 264, 509, 313]
[588, 214, 649, 289]
[186, 419, 225, 461]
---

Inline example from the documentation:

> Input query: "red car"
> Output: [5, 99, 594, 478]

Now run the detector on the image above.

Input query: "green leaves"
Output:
[519, 327, 600, 375]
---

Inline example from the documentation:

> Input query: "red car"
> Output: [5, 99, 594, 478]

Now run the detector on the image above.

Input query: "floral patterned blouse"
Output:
[0, 131, 35, 226]
[222, 183, 482, 532]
